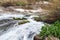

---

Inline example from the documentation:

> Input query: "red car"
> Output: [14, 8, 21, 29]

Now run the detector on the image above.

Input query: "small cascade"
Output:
[0, 14, 44, 40]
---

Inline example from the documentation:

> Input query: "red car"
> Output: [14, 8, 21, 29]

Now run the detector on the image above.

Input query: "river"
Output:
[0, 8, 44, 40]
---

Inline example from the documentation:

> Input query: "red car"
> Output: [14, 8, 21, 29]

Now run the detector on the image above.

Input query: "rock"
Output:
[34, 1, 59, 23]
[18, 20, 30, 25]
[13, 17, 27, 20]
[34, 35, 60, 40]
[33, 17, 42, 21]
[34, 35, 41, 40]
[33, 11, 57, 23]
[45, 36, 59, 40]
[41, 13, 57, 23]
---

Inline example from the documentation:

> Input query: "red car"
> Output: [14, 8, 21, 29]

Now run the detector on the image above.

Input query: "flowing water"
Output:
[0, 12, 44, 40]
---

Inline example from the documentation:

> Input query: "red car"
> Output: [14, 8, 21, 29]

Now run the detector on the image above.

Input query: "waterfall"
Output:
[0, 14, 44, 40]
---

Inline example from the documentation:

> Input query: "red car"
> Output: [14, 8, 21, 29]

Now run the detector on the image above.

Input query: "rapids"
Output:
[0, 13, 44, 40]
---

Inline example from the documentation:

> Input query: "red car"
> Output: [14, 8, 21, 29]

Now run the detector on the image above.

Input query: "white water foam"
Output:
[0, 14, 44, 40]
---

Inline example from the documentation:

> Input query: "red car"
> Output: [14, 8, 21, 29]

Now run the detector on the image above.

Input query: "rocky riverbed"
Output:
[0, 13, 44, 40]
[0, 1, 60, 40]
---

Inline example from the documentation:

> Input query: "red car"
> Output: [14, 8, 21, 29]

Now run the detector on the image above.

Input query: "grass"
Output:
[39, 20, 60, 39]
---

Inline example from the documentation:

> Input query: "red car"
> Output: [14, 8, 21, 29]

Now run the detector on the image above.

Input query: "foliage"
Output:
[15, 2, 26, 6]
[39, 20, 60, 39]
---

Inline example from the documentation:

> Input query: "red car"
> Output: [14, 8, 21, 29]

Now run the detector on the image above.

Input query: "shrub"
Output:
[39, 20, 60, 39]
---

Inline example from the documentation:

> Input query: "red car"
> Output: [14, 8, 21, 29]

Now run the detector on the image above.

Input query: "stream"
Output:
[0, 10, 44, 40]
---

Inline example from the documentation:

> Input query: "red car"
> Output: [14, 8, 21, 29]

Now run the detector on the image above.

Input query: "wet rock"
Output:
[33, 12, 57, 23]
[18, 20, 30, 25]
[13, 17, 27, 20]
[34, 35, 41, 40]
[25, 15, 30, 17]
[33, 17, 42, 21]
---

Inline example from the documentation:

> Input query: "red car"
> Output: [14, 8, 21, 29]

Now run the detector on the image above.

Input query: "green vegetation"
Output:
[13, 17, 30, 25]
[15, 2, 27, 6]
[39, 20, 60, 39]
[13, 17, 27, 20]
[18, 20, 30, 25]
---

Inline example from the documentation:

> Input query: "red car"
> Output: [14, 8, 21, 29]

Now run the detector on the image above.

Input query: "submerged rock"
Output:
[18, 20, 30, 25]
[33, 17, 42, 22]
[13, 17, 27, 20]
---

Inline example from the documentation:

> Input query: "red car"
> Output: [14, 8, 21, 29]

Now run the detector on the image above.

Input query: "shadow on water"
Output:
[0, 19, 17, 35]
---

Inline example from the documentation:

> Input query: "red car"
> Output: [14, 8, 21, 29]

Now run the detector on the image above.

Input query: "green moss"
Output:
[39, 20, 60, 39]
[13, 17, 27, 20]
[18, 20, 30, 25]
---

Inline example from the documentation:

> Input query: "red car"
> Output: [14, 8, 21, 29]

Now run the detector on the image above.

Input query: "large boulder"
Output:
[33, 1, 60, 23]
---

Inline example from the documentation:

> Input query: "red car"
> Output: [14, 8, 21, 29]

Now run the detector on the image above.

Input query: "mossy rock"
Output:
[33, 17, 42, 21]
[18, 20, 30, 25]
[13, 17, 27, 20]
